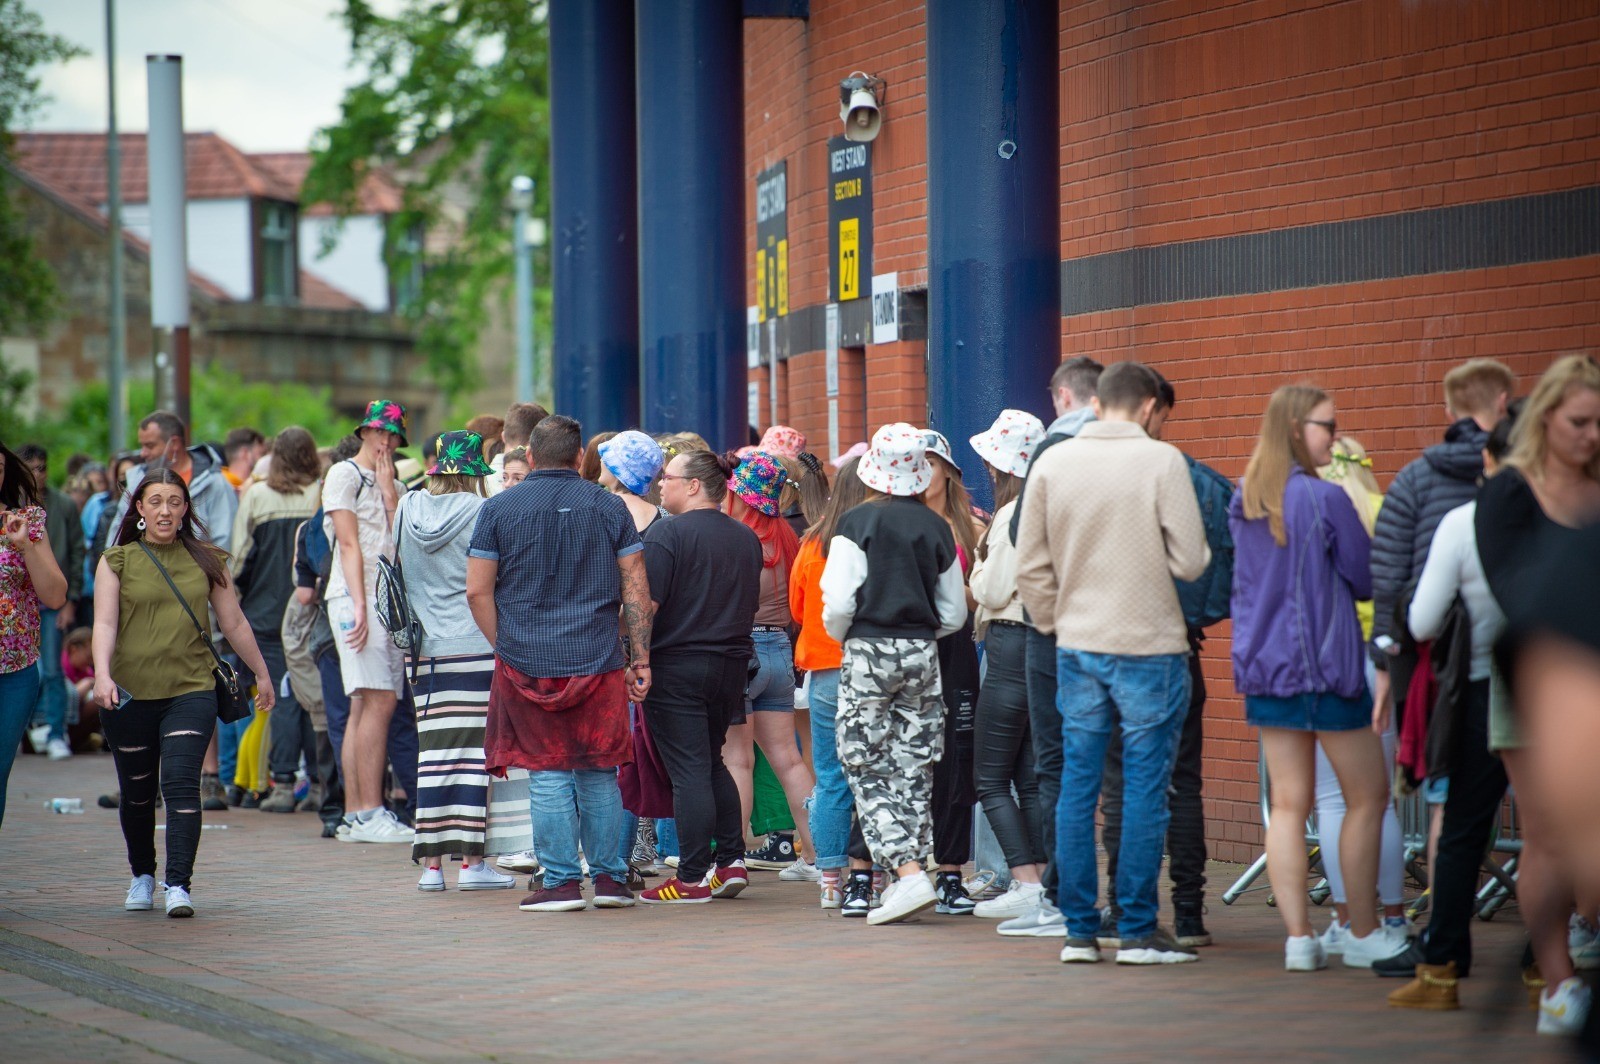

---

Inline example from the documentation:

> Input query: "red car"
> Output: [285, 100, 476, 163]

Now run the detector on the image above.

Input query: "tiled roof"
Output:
[12, 131, 300, 204]
[299, 269, 366, 310]
[250, 151, 404, 217]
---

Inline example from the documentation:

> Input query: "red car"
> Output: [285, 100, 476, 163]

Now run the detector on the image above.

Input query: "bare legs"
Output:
[723, 715, 817, 863]
[1501, 750, 1576, 987]
[343, 689, 398, 812]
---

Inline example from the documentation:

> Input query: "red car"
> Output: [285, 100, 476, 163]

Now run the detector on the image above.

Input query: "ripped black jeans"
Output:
[103, 691, 215, 891]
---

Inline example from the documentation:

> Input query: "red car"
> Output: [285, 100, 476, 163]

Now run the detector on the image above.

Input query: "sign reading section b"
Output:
[755, 162, 787, 322]
[827, 136, 872, 303]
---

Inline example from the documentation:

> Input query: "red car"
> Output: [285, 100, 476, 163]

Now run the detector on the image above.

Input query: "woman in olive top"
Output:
[92, 468, 275, 918]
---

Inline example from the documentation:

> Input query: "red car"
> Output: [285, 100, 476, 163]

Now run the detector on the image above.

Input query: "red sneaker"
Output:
[518, 879, 587, 912]
[639, 876, 713, 905]
[592, 874, 636, 909]
[710, 862, 749, 899]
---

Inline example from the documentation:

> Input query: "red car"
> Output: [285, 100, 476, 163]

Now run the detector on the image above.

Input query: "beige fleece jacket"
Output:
[1014, 420, 1209, 656]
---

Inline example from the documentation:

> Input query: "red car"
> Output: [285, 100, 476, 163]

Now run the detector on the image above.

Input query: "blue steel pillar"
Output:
[926, 0, 1060, 509]
[635, 0, 746, 447]
[550, 0, 639, 430]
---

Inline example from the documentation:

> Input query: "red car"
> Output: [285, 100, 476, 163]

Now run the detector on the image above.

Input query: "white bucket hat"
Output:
[920, 429, 960, 473]
[969, 409, 1047, 479]
[856, 422, 934, 497]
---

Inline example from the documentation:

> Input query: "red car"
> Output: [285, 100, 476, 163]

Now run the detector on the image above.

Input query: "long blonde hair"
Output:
[1243, 385, 1328, 546]
[1505, 354, 1600, 483]
[1317, 435, 1382, 536]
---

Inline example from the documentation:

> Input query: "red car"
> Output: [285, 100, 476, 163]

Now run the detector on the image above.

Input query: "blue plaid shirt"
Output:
[468, 469, 643, 678]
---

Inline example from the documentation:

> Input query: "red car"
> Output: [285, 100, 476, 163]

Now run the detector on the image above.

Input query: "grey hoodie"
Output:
[105, 443, 239, 554]
[394, 490, 493, 658]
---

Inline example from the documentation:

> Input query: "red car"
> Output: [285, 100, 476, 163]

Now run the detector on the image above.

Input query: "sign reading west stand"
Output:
[827, 136, 872, 303]
[755, 162, 788, 322]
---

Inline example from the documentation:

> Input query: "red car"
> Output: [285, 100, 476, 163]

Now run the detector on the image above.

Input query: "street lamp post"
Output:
[511, 175, 535, 405]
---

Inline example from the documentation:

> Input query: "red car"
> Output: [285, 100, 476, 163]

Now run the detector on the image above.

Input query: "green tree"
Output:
[0, 0, 85, 336]
[304, 0, 549, 399]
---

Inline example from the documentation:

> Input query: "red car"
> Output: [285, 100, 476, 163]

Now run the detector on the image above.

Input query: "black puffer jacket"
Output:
[1369, 418, 1487, 664]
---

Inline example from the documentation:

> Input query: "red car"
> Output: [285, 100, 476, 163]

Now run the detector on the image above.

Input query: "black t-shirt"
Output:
[644, 509, 763, 659]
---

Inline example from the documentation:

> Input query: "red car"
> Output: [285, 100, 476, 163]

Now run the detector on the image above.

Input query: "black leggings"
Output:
[973, 622, 1045, 868]
[932, 622, 979, 867]
[103, 691, 215, 891]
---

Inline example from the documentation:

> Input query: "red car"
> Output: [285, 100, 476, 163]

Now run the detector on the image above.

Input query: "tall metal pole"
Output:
[105, 0, 127, 452]
[146, 55, 189, 427]
[513, 176, 535, 404]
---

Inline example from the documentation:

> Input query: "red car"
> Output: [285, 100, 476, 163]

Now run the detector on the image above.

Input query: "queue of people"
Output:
[1, 351, 1596, 1047]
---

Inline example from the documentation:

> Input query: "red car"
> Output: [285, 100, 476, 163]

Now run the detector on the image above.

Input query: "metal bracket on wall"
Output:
[744, 0, 808, 18]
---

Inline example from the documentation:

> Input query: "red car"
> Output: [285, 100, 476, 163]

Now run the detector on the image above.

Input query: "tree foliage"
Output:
[304, 0, 550, 399]
[0, 0, 86, 336]
[1, 363, 351, 485]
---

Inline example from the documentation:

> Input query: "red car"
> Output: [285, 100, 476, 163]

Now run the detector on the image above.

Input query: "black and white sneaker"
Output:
[840, 871, 873, 918]
[743, 832, 797, 870]
[1116, 927, 1200, 965]
[933, 871, 976, 915]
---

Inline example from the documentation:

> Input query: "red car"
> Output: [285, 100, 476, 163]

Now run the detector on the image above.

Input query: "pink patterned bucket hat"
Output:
[856, 423, 933, 497]
[969, 409, 1047, 479]
[759, 425, 807, 460]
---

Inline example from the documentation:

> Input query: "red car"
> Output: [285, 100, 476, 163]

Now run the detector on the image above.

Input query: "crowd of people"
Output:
[1, 351, 1597, 1045]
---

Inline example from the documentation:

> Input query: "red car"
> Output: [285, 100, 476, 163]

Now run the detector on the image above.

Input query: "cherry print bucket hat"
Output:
[856, 423, 933, 497]
[969, 409, 1047, 479]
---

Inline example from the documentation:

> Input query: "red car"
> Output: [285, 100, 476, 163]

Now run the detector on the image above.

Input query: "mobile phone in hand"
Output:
[114, 685, 134, 710]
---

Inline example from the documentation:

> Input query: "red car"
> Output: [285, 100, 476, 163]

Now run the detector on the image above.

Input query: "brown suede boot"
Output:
[1389, 961, 1460, 1010]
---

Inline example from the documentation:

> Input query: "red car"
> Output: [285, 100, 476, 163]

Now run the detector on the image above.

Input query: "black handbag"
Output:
[373, 500, 423, 686]
[136, 541, 252, 723]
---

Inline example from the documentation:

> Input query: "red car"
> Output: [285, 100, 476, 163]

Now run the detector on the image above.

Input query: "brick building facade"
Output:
[737, 1, 1600, 862]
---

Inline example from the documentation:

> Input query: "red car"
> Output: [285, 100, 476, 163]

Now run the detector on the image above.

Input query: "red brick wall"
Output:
[747, 0, 1600, 864]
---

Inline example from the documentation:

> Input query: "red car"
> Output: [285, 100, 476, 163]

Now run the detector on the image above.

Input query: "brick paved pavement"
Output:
[0, 753, 1573, 1063]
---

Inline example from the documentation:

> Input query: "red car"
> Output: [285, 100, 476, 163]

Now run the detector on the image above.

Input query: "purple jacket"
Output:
[1229, 468, 1372, 699]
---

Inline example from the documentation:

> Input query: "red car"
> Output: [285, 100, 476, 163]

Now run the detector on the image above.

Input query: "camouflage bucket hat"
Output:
[426, 430, 494, 478]
[356, 399, 409, 447]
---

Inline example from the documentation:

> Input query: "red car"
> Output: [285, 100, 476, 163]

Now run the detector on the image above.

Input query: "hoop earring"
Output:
[136, 518, 146, 532]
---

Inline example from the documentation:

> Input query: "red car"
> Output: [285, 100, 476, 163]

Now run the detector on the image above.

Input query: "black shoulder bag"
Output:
[136, 541, 251, 723]
[373, 497, 423, 687]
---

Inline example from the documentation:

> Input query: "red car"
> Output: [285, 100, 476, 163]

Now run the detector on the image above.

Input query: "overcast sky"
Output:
[32, 0, 399, 152]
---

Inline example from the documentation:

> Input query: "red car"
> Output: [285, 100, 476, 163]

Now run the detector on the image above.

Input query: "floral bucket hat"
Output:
[920, 429, 960, 473]
[426, 430, 493, 477]
[729, 450, 789, 516]
[856, 423, 933, 497]
[759, 425, 807, 460]
[970, 409, 1047, 479]
[356, 399, 409, 447]
[598, 430, 665, 496]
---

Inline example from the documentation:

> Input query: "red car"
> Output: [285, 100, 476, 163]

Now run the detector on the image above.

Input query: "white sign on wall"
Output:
[871, 272, 899, 345]
[748, 382, 760, 427]
[824, 302, 840, 398]
[747, 306, 760, 369]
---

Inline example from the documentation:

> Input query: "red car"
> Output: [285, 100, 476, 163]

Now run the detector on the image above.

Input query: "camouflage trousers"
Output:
[837, 636, 945, 870]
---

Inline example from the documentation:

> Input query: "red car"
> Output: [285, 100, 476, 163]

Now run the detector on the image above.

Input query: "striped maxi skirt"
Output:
[412, 653, 526, 861]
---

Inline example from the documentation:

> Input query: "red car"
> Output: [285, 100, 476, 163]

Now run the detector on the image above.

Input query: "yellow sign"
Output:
[838, 219, 859, 301]
[777, 239, 789, 316]
[756, 249, 767, 323]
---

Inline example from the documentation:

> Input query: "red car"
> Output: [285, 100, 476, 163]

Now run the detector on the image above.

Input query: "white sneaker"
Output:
[165, 885, 194, 918]
[1286, 934, 1328, 971]
[1319, 919, 1350, 956]
[1568, 914, 1600, 971]
[417, 868, 446, 892]
[866, 873, 937, 926]
[777, 859, 821, 883]
[963, 869, 1002, 900]
[458, 862, 518, 891]
[46, 737, 72, 761]
[997, 900, 1068, 938]
[497, 850, 540, 873]
[819, 878, 844, 909]
[974, 880, 1044, 920]
[1342, 925, 1409, 968]
[346, 809, 414, 844]
[125, 875, 155, 911]
[1538, 976, 1592, 1036]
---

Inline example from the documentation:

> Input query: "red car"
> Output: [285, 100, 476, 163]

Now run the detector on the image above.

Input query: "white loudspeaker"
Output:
[841, 88, 881, 142]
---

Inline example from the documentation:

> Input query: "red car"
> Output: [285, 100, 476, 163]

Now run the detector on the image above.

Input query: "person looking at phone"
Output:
[92, 468, 275, 918]
[322, 401, 413, 844]
[0, 437, 70, 828]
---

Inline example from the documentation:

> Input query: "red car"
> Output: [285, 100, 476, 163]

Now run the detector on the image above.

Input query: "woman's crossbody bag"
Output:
[373, 499, 423, 687]
[136, 541, 251, 723]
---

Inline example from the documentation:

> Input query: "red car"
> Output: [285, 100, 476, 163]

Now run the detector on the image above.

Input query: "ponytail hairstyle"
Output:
[676, 448, 734, 505]
[1316, 435, 1382, 536]
[1242, 385, 1328, 547]
[114, 467, 231, 588]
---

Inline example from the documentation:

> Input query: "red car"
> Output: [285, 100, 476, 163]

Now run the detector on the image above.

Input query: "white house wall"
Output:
[301, 214, 390, 311]
[119, 198, 254, 301]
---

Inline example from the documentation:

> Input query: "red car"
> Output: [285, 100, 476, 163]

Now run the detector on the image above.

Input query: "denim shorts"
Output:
[1245, 689, 1373, 732]
[746, 629, 796, 713]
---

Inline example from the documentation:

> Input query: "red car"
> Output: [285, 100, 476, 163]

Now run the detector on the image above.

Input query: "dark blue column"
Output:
[550, 0, 640, 432]
[635, 0, 746, 448]
[926, 0, 1060, 509]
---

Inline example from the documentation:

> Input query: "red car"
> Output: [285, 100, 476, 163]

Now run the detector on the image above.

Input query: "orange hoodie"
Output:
[789, 537, 843, 671]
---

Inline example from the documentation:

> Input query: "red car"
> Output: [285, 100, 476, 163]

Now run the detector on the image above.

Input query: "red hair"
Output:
[738, 507, 799, 574]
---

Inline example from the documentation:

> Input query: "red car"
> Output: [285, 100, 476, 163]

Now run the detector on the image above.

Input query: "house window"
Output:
[390, 223, 425, 312]
[260, 202, 296, 302]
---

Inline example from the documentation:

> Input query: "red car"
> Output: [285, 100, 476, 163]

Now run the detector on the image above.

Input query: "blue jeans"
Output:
[35, 610, 67, 741]
[805, 669, 852, 870]
[528, 768, 627, 888]
[1, 664, 42, 828]
[1055, 648, 1190, 942]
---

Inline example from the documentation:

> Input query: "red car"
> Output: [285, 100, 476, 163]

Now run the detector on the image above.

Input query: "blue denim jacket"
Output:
[1229, 468, 1372, 698]
[1174, 455, 1235, 629]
